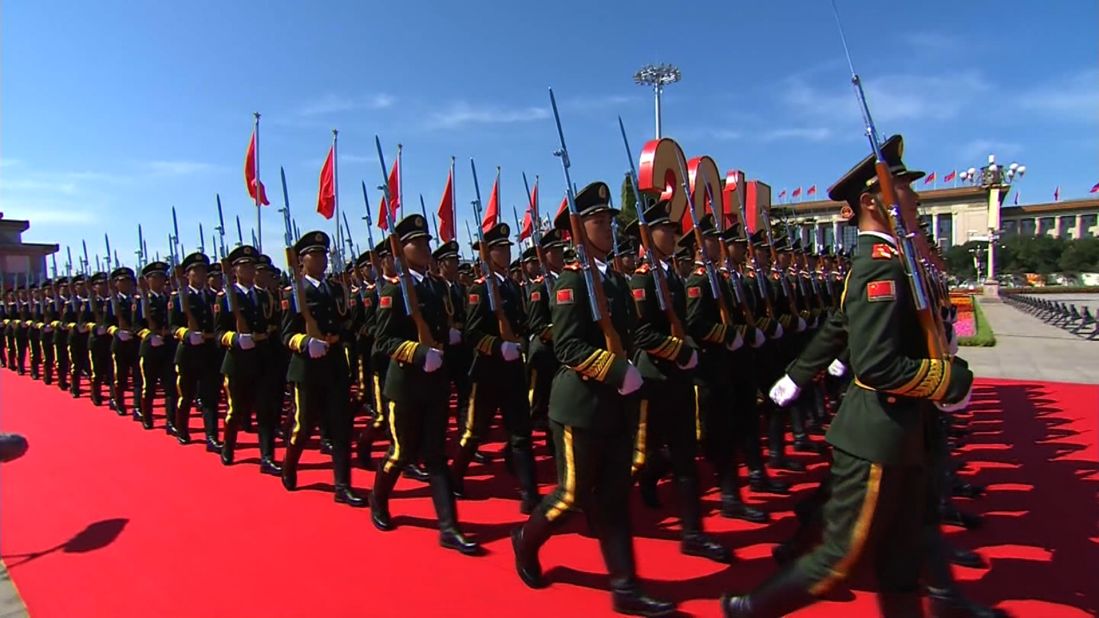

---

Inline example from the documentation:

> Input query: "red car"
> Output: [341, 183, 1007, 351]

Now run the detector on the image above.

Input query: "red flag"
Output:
[244, 131, 269, 206]
[778, 189, 787, 199]
[436, 169, 455, 242]
[1090, 182, 1099, 194]
[792, 187, 802, 198]
[377, 161, 400, 230]
[944, 170, 956, 183]
[316, 146, 335, 220]
[1054, 186, 1060, 202]
[924, 171, 936, 185]
[807, 185, 817, 196]
[481, 172, 500, 232]
[555, 194, 568, 219]
[519, 182, 537, 241]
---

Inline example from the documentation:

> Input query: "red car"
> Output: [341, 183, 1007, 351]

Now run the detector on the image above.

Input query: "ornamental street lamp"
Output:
[960, 154, 1026, 297]
[634, 63, 681, 138]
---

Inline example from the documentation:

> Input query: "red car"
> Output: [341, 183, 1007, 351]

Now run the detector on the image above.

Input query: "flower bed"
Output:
[950, 293, 995, 346]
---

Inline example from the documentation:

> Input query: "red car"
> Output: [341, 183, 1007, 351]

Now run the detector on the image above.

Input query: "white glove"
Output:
[423, 348, 444, 373]
[751, 328, 765, 348]
[500, 341, 521, 362]
[796, 316, 807, 332]
[769, 374, 802, 407]
[448, 328, 462, 345]
[678, 349, 698, 370]
[117, 330, 133, 342]
[150, 334, 164, 347]
[188, 331, 204, 345]
[95, 325, 107, 336]
[936, 384, 972, 413]
[238, 333, 255, 350]
[827, 359, 846, 377]
[618, 362, 643, 395]
[43, 326, 53, 333]
[77, 324, 88, 334]
[306, 337, 329, 359]
[725, 329, 744, 352]
[769, 323, 784, 339]
[947, 328, 959, 356]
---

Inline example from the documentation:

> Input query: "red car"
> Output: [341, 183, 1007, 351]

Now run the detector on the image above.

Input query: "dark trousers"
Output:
[635, 378, 706, 534]
[793, 449, 925, 596]
[69, 334, 89, 395]
[175, 343, 221, 440]
[89, 334, 113, 402]
[111, 339, 141, 411]
[139, 342, 176, 425]
[29, 329, 42, 378]
[284, 379, 354, 487]
[224, 366, 278, 460]
[54, 335, 69, 386]
[444, 344, 472, 426]
[15, 328, 28, 374]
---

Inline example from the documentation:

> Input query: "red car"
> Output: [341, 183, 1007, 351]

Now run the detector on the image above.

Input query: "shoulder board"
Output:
[384, 275, 399, 284]
[532, 275, 544, 284]
[474, 276, 486, 284]
[693, 266, 706, 276]
[872, 243, 898, 260]
[563, 263, 581, 272]
[635, 263, 652, 274]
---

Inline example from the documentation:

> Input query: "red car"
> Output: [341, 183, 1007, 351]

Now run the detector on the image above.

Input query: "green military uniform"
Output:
[135, 263, 176, 430]
[355, 241, 395, 468]
[722, 135, 974, 618]
[450, 222, 539, 514]
[3, 292, 16, 371]
[105, 269, 142, 417]
[170, 253, 222, 451]
[215, 246, 282, 475]
[47, 279, 71, 390]
[512, 182, 675, 617]
[522, 232, 566, 450]
[29, 284, 47, 382]
[433, 241, 473, 430]
[367, 215, 479, 554]
[88, 274, 113, 406]
[65, 275, 94, 399]
[279, 231, 365, 507]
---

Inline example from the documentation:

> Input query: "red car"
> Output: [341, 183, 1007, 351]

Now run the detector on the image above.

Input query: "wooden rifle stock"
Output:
[220, 258, 250, 335]
[172, 266, 200, 332]
[285, 247, 323, 340]
[387, 232, 438, 348]
[568, 211, 624, 356]
[475, 235, 519, 343]
[636, 222, 686, 339]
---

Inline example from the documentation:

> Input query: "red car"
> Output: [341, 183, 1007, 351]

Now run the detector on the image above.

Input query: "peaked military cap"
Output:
[674, 245, 693, 262]
[181, 252, 211, 272]
[509, 259, 522, 272]
[141, 261, 169, 278]
[207, 262, 223, 276]
[256, 254, 275, 271]
[750, 229, 768, 248]
[91, 272, 109, 284]
[372, 240, 391, 258]
[774, 234, 791, 252]
[696, 213, 720, 237]
[827, 134, 925, 204]
[295, 230, 330, 256]
[676, 232, 697, 252]
[722, 222, 746, 244]
[432, 240, 460, 261]
[395, 214, 432, 244]
[111, 266, 136, 281]
[55, 276, 69, 286]
[482, 222, 513, 248]
[227, 245, 259, 266]
[71, 274, 87, 284]
[537, 229, 566, 251]
[521, 246, 539, 263]
[355, 250, 374, 269]
[553, 181, 617, 230]
[457, 262, 473, 274]
[41, 279, 53, 287]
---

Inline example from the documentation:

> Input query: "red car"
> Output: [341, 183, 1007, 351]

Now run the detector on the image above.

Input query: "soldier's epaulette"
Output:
[531, 275, 544, 284]
[563, 263, 581, 272]
[693, 266, 706, 276]
[383, 275, 399, 284]
[474, 276, 486, 284]
[635, 263, 652, 274]
[872, 243, 898, 260]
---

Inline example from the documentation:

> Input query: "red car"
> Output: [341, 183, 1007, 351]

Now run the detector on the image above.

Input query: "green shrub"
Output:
[959, 298, 996, 347]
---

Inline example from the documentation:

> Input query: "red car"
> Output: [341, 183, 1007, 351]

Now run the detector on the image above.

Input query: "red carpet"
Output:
[1, 375, 1096, 617]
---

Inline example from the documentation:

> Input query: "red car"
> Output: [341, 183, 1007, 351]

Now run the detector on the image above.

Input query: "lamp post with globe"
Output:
[959, 155, 1026, 298]
[633, 64, 681, 138]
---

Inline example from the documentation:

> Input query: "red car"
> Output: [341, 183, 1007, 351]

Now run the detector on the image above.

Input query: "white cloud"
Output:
[3, 207, 97, 225]
[758, 127, 834, 142]
[1018, 69, 1099, 123]
[425, 102, 550, 129]
[957, 139, 1023, 162]
[902, 32, 963, 56]
[142, 160, 219, 176]
[298, 94, 357, 117]
[370, 93, 396, 109]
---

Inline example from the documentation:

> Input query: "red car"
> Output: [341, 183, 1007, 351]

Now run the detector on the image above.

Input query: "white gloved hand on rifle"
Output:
[306, 337, 329, 359]
[769, 374, 801, 407]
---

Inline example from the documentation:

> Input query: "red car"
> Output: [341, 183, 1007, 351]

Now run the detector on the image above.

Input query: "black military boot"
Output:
[332, 446, 366, 507]
[677, 475, 733, 564]
[431, 472, 481, 555]
[717, 467, 768, 523]
[402, 463, 430, 482]
[719, 568, 815, 617]
[449, 444, 475, 498]
[602, 527, 676, 617]
[511, 510, 553, 588]
[90, 379, 102, 407]
[747, 467, 789, 494]
[928, 586, 1009, 618]
[768, 454, 806, 472]
[355, 423, 378, 468]
[281, 445, 302, 491]
[370, 461, 400, 531]
[175, 404, 192, 445]
[202, 407, 222, 453]
[512, 445, 541, 515]
[471, 449, 493, 465]
[220, 420, 238, 466]
[140, 397, 154, 430]
[258, 425, 282, 476]
[878, 592, 925, 618]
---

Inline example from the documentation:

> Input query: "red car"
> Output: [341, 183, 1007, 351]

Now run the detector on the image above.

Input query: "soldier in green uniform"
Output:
[349, 251, 377, 416]
[433, 240, 472, 428]
[106, 268, 142, 418]
[721, 136, 974, 617]
[3, 288, 16, 372]
[88, 272, 113, 406]
[29, 281, 47, 382]
[682, 216, 768, 524]
[65, 274, 93, 398]
[367, 215, 480, 554]
[50, 277, 72, 391]
[15, 286, 32, 376]
[356, 240, 395, 467]
[511, 182, 675, 617]
[171, 253, 222, 452]
[450, 222, 540, 515]
[135, 262, 176, 431]
[280, 231, 365, 507]
[216, 245, 282, 475]
[257, 255, 291, 440]
[627, 201, 729, 564]
[522, 231, 566, 455]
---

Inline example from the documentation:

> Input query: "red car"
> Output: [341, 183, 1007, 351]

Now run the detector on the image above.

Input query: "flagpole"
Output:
[332, 129, 341, 271]
[397, 144, 404, 221]
[253, 112, 263, 253]
[450, 156, 457, 245]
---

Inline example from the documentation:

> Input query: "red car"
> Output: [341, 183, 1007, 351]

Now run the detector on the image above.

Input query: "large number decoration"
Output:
[637, 138, 689, 224]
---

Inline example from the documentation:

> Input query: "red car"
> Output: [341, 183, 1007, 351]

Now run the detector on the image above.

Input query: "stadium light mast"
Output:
[633, 63, 681, 138]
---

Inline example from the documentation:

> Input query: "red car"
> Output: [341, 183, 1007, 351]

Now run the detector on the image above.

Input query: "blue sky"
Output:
[2, 0, 1096, 267]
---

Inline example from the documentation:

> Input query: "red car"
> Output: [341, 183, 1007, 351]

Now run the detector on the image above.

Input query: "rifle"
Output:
[50, 254, 58, 279]
[137, 225, 146, 268]
[65, 247, 78, 311]
[521, 172, 551, 297]
[360, 180, 380, 280]
[375, 136, 437, 348]
[171, 206, 181, 260]
[730, 171, 775, 318]
[617, 117, 686, 338]
[220, 257, 250, 336]
[829, 0, 946, 358]
[199, 223, 207, 255]
[469, 159, 519, 343]
[549, 89, 622, 355]
[280, 172, 323, 340]
[82, 240, 90, 276]
[698, 168, 754, 325]
[104, 234, 112, 272]
[236, 215, 244, 247]
[136, 268, 160, 331]
[216, 194, 228, 258]
[758, 205, 800, 317]
[464, 221, 476, 266]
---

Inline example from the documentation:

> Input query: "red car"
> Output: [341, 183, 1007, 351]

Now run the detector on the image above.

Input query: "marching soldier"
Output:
[682, 216, 768, 524]
[216, 246, 282, 475]
[356, 240, 394, 467]
[450, 221, 540, 515]
[523, 231, 567, 453]
[171, 253, 222, 452]
[433, 240, 472, 426]
[368, 215, 480, 554]
[136, 262, 175, 430]
[29, 281, 46, 382]
[511, 182, 676, 616]
[721, 135, 974, 617]
[3, 288, 16, 372]
[628, 201, 729, 564]
[66, 274, 93, 399]
[50, 278, 71, 390]
[350, 251, 377, 416]
[106, 268, 142, 418]
[257, 255, 290, 438]
[280, 231, 365, 507]
[88, 272, 113, 406]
